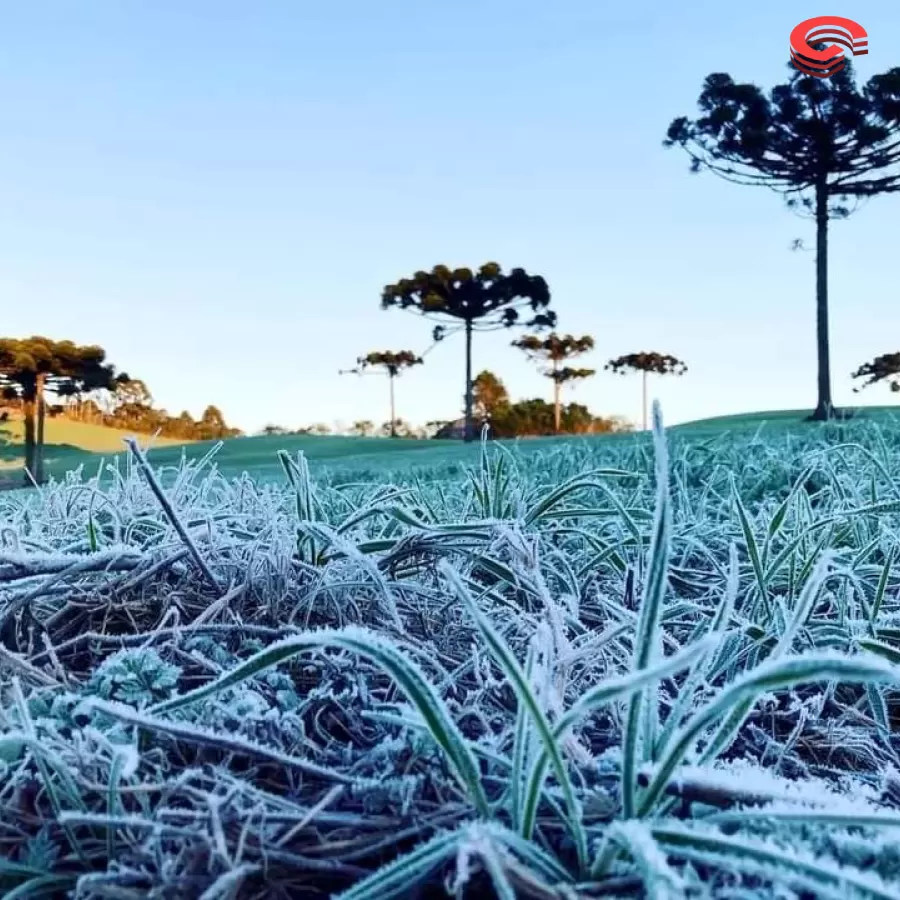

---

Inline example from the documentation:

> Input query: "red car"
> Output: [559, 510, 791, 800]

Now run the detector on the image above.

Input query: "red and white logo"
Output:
[790, 17, 868, 78]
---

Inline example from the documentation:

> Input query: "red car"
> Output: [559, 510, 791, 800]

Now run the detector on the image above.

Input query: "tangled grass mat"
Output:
[2, 407, 900, 898]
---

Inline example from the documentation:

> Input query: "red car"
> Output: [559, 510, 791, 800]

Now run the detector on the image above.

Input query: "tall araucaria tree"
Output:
[665, 60, 900, 420]
[851, 352, 900, 394]
[512, 332, 595, 432]
[0, 337, 128, 484]
[381, 263, 555, 441]
[605, 352, 687, 431]
[351, 350, 423, 438]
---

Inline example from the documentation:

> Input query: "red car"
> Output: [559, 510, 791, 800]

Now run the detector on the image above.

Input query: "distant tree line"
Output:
[4, 375, 241, 442]
[466, 370, 631, 438]
[259, 419, 441, 439]
[261, 368, 632, 440]
[76, 377, 241, 442]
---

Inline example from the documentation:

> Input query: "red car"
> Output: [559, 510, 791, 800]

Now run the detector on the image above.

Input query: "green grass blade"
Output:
[334, 828, 464, 900]
[623, 399, 671, 818]
[639, 652, 900, 817]
[439, 561, 587, 871]
[654, 823, 900, 900]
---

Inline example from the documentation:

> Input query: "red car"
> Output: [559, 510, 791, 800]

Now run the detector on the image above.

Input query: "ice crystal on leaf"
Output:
[88, 647, 181, 706]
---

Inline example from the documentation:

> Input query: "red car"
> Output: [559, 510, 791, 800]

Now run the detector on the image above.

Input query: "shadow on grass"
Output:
[0, 425, 24, 463]
[0, 431, 100, 491]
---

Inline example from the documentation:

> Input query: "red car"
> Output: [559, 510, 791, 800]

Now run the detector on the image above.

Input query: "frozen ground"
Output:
[1, 404, 900, 898]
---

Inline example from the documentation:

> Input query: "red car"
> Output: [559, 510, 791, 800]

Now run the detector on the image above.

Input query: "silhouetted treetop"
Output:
[605, 353, 687, 376]
[513, 335, 596, 383]
[357, 350, 423, 376]
[549, 366, 596, 383]
[381, 262, 555, 342]
[665, 62, 900, 202]
[0, 337, 126, 391]
[512, 332, 594, 362]
[851, 352, 900, 392]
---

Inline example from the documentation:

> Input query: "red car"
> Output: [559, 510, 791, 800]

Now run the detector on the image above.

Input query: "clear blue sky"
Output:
[1, 2, 897, 433]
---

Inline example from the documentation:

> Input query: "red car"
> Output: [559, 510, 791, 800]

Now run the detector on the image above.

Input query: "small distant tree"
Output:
[425, 419, 450, 438]
[489, 398, 551, 437]
[115, 378, 153, 409]
[851, 352, 900, 394]
[605, 352, 687, 431]
[349, 350, 423, 438]
[381, 262, 555, 442]
[200, 405, 226, 432]
[608, 415, 635, 433]
[472, 370, 510, 420]
[665, 61, 900, 420]
[174, 411, 195, 438]
[351, 419, 376, 437]
[488, 398, 605, 438]
[202, 405, 226, 427]
[379, 418, 414, 438]
[512, 333, 595, 432]
[110, 378, 154, 430]
[0, 337, 127, 484]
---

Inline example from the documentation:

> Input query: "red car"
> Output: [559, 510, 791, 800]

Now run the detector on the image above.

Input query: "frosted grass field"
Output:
[2, 405, 900, 898]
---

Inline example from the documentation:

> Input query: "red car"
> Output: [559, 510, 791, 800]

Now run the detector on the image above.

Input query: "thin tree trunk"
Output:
[389, 373, 396, 438]
[812, 180, 835, 420]
[642, 370, 648, 431]
[35, 373, 46, 484]
[463, 320, 474, 442]
[553, 359, 561, 433]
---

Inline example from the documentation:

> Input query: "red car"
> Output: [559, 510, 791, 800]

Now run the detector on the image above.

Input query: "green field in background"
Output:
[1, 404, 897, 489]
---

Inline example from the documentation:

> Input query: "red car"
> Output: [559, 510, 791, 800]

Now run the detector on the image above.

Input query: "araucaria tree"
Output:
[0, 336, 126, 484]
[512, 332, 595, 432]
[851, 352, 900, 393]
[381, 263, 555, 441]
[665, 61, 900, 420]
[355, 350, 422, 438]
[605, 352, 687, 431]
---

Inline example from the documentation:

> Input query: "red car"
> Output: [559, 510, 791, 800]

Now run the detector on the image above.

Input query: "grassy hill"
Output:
[674, 404, 900, 429]
[669, 403, 900, 441]
[0, 417, 193, 487]
[0, 417, 192, 457]
[0, 402, 897, 489]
